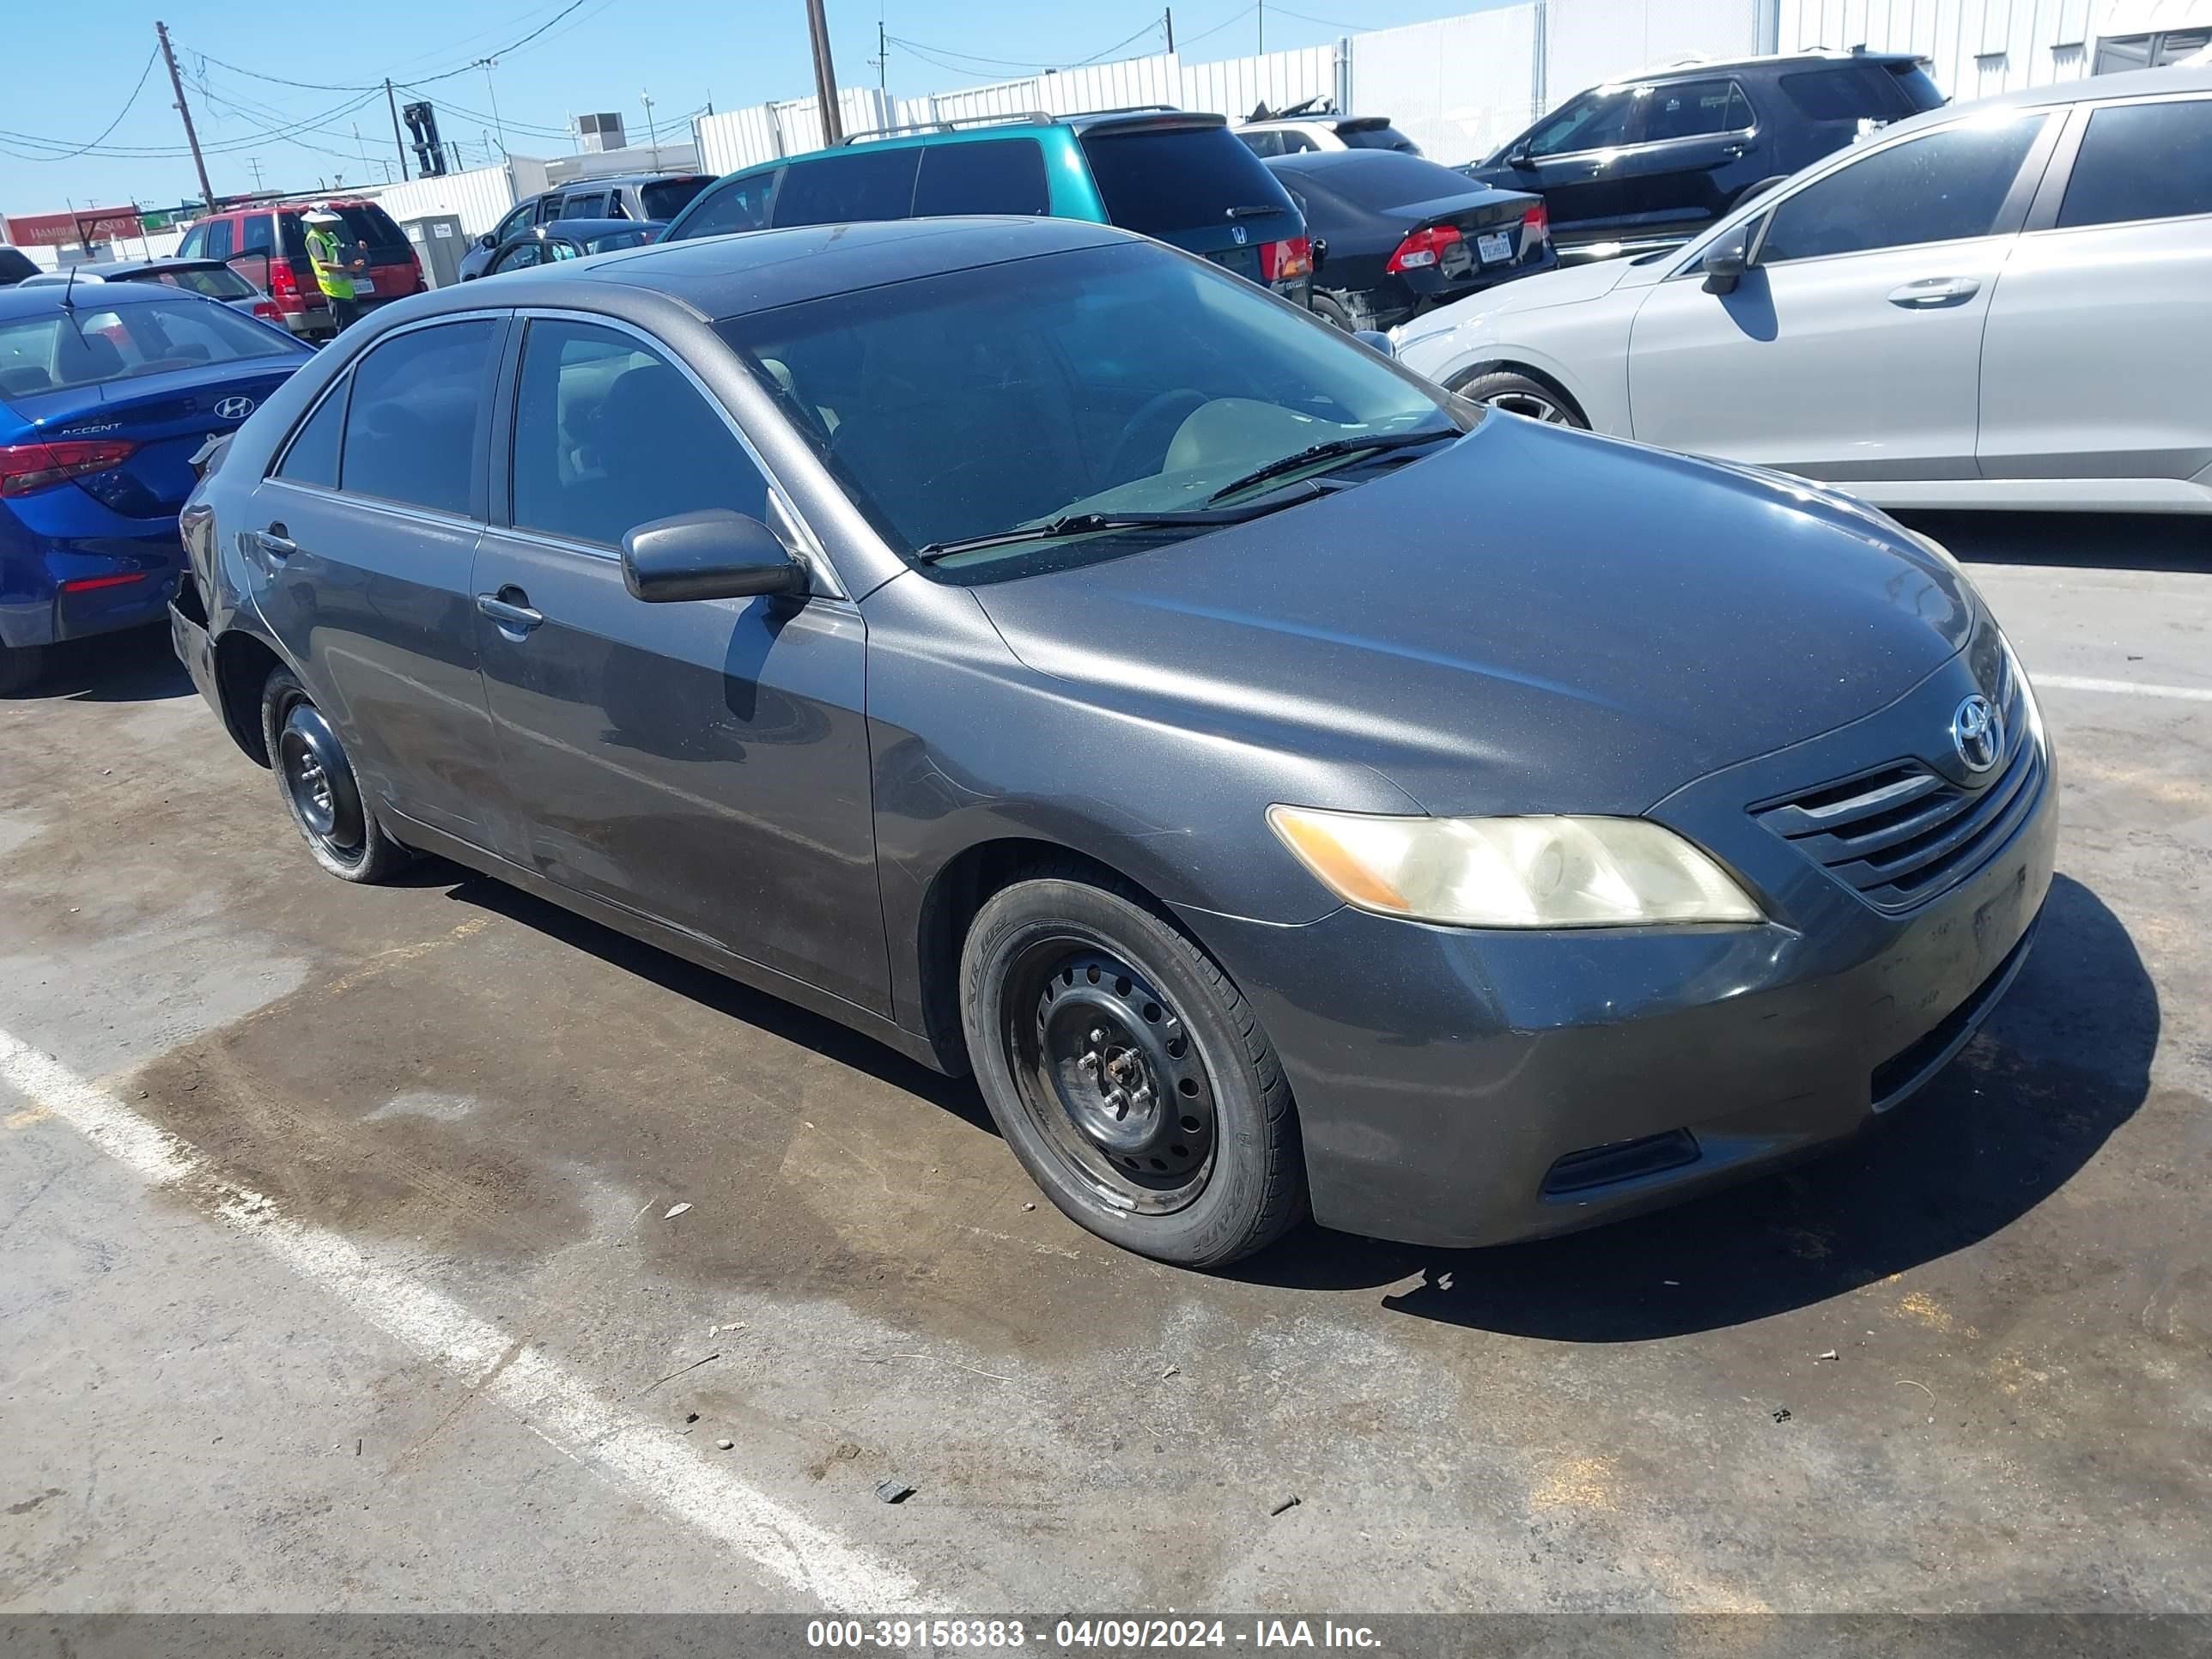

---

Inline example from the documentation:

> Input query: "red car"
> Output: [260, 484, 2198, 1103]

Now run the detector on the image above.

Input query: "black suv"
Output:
[459, 173, 714, 281]
[1463, 50, 1945, 261]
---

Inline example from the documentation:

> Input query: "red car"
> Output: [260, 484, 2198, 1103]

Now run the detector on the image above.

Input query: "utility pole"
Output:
[246, 156, 264, 194]
[1164, 8, 1175, 52]
[641, 89, 659, 169]
[385, 80, 410, 180]
[1258, 0, 1265, 55]
[805, 0, 844, 145]
[875, 18, 887, 97]
[155, 22, 216, 210]
[477, 58, 508, 155]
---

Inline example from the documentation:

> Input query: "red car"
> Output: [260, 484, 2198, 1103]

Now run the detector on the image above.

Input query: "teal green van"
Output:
[662, 108, 1314, 303]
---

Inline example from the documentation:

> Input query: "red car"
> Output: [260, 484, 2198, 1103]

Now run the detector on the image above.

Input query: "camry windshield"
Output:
[718, 240, 1470, 577]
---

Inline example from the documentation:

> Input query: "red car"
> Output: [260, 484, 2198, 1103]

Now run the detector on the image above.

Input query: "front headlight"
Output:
[1266, 807, 1763, 928]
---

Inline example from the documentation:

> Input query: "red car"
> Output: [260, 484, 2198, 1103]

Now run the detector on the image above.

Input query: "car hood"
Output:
[971, 415, 1975, 817]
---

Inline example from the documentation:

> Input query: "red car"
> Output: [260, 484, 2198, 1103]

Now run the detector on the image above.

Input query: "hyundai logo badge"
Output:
[214, 395, 257, 420]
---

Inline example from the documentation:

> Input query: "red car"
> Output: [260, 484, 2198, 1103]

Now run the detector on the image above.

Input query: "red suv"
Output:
[176, 200, 425, 341]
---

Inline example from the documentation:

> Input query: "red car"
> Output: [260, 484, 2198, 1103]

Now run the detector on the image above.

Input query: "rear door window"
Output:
[1758, 115, 2048, 263]
[1641, 79, 1753, 143]
[508, 319, 769, 548]
[240, 216, 276, 257]
[559, 191, 609, 219]
[276, 378, 348, 488]
[2057, 98, 2212, 228]
[1240, 129, 1284, 157]
[204, 219, 236, 259]
[339, 319, 499, 517]
[913, 139, 1050, 216]
[1778, 65, 1915, 122]
[771, 149, 921, 228]
[1079, 125, 1293, 235]
[641, 176, 712, 219]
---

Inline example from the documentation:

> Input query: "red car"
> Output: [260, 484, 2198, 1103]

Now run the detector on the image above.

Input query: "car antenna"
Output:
[60, 263, 78, 311]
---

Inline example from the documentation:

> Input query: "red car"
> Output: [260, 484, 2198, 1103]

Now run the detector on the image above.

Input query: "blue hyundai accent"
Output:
[0, 281, 312, 693]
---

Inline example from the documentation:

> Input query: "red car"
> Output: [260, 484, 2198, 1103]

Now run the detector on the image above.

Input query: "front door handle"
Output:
[1887, 276, 1980, 307]
[253, 527, 296, 558]
[476, 591, 544, 632]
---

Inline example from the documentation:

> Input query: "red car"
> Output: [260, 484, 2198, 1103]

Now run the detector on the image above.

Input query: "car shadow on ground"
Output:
[1235, 872, 2155, 1340]
[8, 624, 193, 703]
[434, 868, 1000, 1135]
[1898, 511, 2209, 573]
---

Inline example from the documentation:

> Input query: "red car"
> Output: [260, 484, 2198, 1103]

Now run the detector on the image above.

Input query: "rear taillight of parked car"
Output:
[0, 439, 139, 498]
[1386, 225, 1462, 273]
[268, 260, 307, 314]
[1260, 235, 1312, 283]
[252, 300, 284, 325]
[1521, 201, 1550, 254]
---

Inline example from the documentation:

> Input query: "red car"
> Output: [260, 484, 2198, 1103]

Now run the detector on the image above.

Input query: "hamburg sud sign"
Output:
[4, 206, 145, 249]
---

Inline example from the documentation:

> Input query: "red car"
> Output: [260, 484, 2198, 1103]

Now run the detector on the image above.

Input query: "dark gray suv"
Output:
[171, 217, 2053, 1267]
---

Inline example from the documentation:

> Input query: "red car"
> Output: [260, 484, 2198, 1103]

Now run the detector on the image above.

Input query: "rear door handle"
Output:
[1887, 276, 1980, 307]
[476, 591, 544, 632]
[253, 528, 295, 558]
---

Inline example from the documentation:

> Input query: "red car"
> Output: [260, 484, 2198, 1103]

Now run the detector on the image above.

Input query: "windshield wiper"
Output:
[914, 482, 1322, 564]
[1206, 428, 1459, 505]
[1224, 204, 1282, 219]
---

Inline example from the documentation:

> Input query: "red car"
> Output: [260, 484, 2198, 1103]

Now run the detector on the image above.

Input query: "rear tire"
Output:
[0, 644, 45, 697]
[1307, 293, 1355, 333]
[1450, 368, 1588, 428]
[959, 860, 1307, 1268]
[259, 667, 411, 884]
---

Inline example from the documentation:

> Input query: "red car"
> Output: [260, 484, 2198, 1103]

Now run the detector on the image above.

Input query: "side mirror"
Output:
[622, 508, 807, 603]
[478, 232, 497, 250]
[1507, 143, 1533, 169]
[1701, 237, 1751, 295]
[1352, 329, 1395, 360]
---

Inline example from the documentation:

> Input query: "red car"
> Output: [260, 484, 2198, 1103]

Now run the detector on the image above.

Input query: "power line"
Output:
[0, 45, 161, 161]
[0, 87, 385, 161]
[1180, 3, 1260, 47]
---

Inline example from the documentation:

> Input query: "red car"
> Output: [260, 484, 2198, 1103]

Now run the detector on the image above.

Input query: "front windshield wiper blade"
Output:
[914, 483, 1322, 564]
[1205, 428, 1459, 505]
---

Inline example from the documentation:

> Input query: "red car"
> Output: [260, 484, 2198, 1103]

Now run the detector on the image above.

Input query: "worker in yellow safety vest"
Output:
[302, 208, 366, 333]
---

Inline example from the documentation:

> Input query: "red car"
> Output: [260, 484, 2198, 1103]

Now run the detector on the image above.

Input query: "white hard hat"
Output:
[303, 208, 343, 224]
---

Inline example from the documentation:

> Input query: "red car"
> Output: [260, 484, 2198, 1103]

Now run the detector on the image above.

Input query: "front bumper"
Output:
[1188, 646, 2058, 1249]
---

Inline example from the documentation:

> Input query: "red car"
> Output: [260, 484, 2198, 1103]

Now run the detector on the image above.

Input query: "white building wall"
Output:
[1775, 0, 2098, 97]
[1348, 7, 1544, 163]
[365, 163, 518, 237]
[1177, 46, 1338, 121]
[1544, 0, 1768, 105]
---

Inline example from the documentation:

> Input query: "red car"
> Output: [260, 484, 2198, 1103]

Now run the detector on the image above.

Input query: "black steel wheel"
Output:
[258, 667, 411, 883]
[960, 860, 1306, 1267]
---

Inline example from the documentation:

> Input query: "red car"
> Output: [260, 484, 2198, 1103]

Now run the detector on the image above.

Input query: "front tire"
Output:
[960, 862, 1306, 1267]
[259, 667, 410, 883]
[1450, 368, 1588, 428]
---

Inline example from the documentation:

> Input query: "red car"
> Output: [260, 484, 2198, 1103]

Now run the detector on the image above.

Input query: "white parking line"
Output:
[0, 1029, 933, 1613]
[2035, 673, 2212, 704]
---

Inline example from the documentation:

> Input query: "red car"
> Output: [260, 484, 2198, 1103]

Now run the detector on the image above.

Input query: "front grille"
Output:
[1752, 655, 2043, 912]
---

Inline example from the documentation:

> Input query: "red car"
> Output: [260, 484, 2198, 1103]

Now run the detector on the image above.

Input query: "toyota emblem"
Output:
[1950, 693, 2002, 775]
[214, 395, 257, 420]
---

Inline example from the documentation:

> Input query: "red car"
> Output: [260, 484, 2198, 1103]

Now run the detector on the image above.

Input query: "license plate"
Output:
[1476, 231, 1516, 264]
[351, 276, 374, 295]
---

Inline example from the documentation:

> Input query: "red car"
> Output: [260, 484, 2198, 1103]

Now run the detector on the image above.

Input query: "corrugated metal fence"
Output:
[368, 163, 521, 237]
[690, 0, 1786, 179]
[1774, 0, 2098, 96]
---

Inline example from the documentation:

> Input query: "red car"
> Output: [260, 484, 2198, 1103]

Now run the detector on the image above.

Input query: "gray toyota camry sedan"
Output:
[172, 216, 2055, 1268]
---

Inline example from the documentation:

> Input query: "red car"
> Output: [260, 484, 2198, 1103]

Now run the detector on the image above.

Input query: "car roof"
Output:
[404, 215, 1131, 321]
[536, 218, 663, 236]
[1827, 58, 2210, 139]
[1598, 47, 1929, 83]
[0, 277, 228, 319]
[721, 107, 1227, 176]
[552, 173, 711, 191]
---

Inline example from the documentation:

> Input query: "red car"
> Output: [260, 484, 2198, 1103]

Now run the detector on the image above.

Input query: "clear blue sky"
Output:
[1, 0, 1491, 216]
